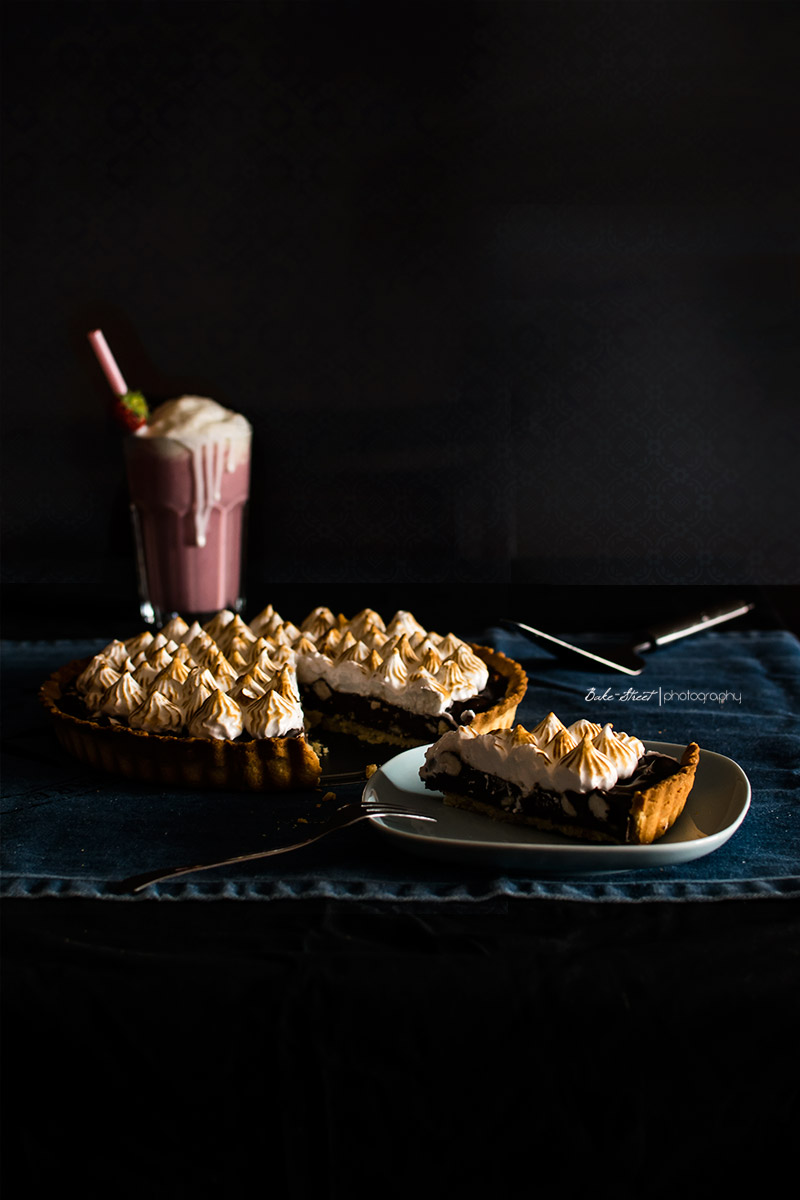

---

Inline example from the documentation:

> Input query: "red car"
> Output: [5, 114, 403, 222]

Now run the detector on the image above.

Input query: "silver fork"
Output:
[114, 800, 436, 894]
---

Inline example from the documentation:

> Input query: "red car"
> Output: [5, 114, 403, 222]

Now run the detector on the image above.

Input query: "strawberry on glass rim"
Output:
[114, 389, 150, 432]
[87, 329, 150, 432]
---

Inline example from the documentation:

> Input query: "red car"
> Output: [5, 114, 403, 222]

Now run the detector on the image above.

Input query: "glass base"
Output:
[139, 596, 246, 630]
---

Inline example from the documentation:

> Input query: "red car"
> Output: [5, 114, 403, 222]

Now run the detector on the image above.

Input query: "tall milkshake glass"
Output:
[124, 396, 252, 626]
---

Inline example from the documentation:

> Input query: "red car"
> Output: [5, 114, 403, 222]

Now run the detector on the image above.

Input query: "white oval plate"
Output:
[364, 742, 751, 874]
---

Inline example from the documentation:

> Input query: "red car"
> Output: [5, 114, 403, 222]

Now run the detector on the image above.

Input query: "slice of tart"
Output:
[40, 605, 528, 790]
[419, 713, 700, 845]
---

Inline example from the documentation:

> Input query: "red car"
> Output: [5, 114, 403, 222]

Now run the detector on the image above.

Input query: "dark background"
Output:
[2, 9, 800, 1194]
[2, 0, 799, 633]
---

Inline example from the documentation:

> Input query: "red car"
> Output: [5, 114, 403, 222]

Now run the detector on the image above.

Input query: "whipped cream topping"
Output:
[420, 714, 647, 796]
[135, 398, 251, 547]
[80, 604, 490, 739]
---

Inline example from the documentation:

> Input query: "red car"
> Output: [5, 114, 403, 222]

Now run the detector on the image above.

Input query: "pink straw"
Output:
[87, 328, 128, 396]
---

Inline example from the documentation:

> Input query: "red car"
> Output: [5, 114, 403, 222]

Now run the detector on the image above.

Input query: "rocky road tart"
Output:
[419, 713, 700, 845]
[41, 611, 319, 791]
[292, 606, 527, 747]
[40, 605, 527, 790]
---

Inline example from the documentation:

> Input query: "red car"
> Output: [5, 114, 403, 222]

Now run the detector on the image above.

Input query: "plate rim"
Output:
[364, 740, 751, 868]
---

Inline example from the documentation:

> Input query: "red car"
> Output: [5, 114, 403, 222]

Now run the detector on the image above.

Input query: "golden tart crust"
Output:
[467, 644, 528, 734]
[40, 658, 322, 792]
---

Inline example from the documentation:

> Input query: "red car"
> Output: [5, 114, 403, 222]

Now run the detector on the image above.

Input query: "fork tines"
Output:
[360, 801, 436, 821]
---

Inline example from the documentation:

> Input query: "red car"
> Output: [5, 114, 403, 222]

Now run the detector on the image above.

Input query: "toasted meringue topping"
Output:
[249, 638, 280, 671]
[273, 664, 301, 702]
[172, 643, 196, 665]
[129, 690, 183, 733]
[132, 657, 163, 689]
[318, 627, 343, 656]
[100, 639, 130, 669]
[593, 724, 642, 778]
[290, 607, 492, 715]
[294, 633, 321, 658]
[215, 614, 256, 656]
[433, 633, 465, 658]
[336, 638, 370, 665]
[508, 725, 538, 747]
[419, 645, 443, 673]
[385, 610, 427, 639]
[274, 621, 301, 646]
[615, 730, 646, 760]
[124, 631, 155, 657]
[377, 648, 409, 691]
[364, 648, 384, 674]
[159, 615, 190, 642]
[75, 654, 113, 694]
[544, 729, 578, 763]
[229, 664, 275, 703]
[188, 629, 215, 658]
[268, 643, 295, 669]
[568, 718, 603, 742]
[203, 609, 236, 642]
[391, 634, 420, 667]
[83, 663, 122, 712]
[421, 711, 650, 797]
[182, 666, 220, 718]
[249, 604, 281, 637]
[187, 689, 243, 740]
[452, 643, 490, 692]
[346, 608, 386, 639]
[202, 647, 237, 691]
[76, 604, 496, 743]
[334, 630, 359, 659]
[553, 735, 618, 793]
[148, 633, 178, 658]
[529, 712, 567, 747]
[435, 660, 474, 702]
[227, 648, 252, 675]
[151, 656, 192, 707]
[362, 628, 389, 652]
[299, 606, 337, 638]
[242, 685, 303, 738]
[98, 672, 146, 718]
[147, 645, 175, 673]
[403, 669, 452, 714]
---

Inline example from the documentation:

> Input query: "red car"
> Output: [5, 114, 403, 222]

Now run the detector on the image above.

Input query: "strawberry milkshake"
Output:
[124, 396, 251, 625]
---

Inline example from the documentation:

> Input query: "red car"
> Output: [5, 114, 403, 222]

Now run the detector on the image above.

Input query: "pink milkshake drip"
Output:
[190, 441, 229, 548]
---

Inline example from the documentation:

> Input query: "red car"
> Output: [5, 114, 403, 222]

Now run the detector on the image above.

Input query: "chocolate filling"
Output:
[300, 671, 507, 742]
[422, 752, 682, 841]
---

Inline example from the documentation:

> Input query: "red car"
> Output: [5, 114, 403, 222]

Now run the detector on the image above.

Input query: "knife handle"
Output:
[634, 598, 754, 652]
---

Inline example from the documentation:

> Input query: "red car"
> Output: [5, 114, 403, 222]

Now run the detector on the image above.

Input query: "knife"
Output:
[499, 598, 754, 676]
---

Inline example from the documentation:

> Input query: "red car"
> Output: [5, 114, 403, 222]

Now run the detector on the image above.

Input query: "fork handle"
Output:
[115, 813, 370, 894]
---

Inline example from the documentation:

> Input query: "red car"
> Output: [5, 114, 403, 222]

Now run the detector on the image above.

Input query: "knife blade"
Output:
[500, 598, 754, 676]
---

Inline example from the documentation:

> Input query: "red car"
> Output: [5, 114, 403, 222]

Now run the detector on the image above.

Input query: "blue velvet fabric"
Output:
[2, 629, 798, 901]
